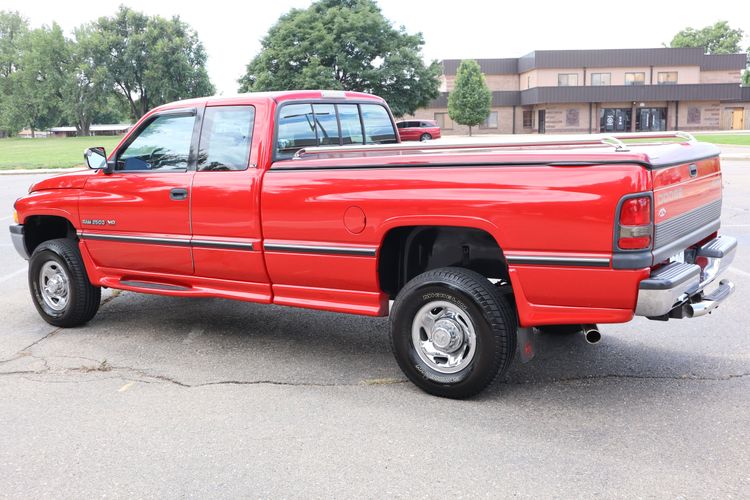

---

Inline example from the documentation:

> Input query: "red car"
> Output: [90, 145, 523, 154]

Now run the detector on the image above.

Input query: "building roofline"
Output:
[427, 84, 750, 108]
[442, 48, 748, 75]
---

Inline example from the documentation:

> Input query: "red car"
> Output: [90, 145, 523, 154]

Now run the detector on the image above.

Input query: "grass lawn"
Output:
[693, 134, 750, 146]
[0, 135, 125, 170]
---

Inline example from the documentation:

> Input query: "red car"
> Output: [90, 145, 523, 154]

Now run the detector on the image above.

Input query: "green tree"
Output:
[11, 23, 70, 136]
[88, 6, 214, 120]
[447, 60, 491, 136]
[62, 25, 117, 135]
[0, 11, 28, 134]
[238, 0, 441, 117]
[669, 21, 744, 54]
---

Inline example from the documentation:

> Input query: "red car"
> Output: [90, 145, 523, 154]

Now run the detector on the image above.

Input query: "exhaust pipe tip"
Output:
[582, 325, 601, 344]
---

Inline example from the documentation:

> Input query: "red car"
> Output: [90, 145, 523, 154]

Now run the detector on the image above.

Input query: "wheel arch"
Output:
[377, 223, 511, 298]
[23, 215, 78, 256]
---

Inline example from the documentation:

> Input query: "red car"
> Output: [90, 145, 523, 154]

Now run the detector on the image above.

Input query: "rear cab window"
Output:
[275, 100, 397, 160]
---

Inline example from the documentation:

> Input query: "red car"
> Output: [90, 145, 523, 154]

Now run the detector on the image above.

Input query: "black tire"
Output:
[29, 238, 101, 327]
[389, 267, 517, 399]
[419, 133, 432, 142]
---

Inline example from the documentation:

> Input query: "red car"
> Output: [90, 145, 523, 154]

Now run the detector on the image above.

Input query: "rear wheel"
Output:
[419, 133, 432, 141]
[389, 267, 517, 399]
[29, 238, 101, 327]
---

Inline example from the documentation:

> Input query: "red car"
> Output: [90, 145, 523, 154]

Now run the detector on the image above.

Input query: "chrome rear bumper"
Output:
[635, 235, 736, 319]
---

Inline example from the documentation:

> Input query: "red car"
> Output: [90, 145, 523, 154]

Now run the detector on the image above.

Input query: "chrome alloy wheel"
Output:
[411, 301, 477, 374]
[39, 260, 70, 311]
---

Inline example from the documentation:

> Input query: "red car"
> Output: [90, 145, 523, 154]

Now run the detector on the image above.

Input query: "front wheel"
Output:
[29, 238, 101, 327]
[389, 267, 517, 399]
[419, 133, 432, 142]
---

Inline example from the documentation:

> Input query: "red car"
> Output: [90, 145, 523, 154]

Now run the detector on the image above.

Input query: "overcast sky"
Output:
[4, 0, 749, 94]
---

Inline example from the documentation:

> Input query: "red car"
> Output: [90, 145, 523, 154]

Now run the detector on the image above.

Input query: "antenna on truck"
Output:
[292, 130, 697, 159]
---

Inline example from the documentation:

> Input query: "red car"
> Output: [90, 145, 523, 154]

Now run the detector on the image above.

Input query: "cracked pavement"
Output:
[1, 165, 749, 498]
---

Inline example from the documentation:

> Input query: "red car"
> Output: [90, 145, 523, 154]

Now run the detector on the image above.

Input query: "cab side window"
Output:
[197, 106, 255, 171]
[117, 114, 195, 172]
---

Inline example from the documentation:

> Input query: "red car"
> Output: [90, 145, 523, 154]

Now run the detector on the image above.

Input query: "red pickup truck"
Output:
[10, 90, 737, 398]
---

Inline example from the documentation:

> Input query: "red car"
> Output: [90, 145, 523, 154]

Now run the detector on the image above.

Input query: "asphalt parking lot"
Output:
[1, 163, 749, 498]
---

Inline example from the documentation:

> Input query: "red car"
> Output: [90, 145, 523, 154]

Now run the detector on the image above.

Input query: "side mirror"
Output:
[84, 147, 108, 170]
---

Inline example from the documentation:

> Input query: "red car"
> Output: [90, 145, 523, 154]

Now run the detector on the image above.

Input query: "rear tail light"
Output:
[618, 196, 652, 250]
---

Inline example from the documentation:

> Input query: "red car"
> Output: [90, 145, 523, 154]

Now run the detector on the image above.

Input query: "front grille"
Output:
[653, 199, 722, 249]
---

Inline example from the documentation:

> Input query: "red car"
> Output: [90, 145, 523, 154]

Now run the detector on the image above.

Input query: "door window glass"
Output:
[117, 114, 194, 171]
[197, 106, 255, 171]
[361, 104, 396, 144]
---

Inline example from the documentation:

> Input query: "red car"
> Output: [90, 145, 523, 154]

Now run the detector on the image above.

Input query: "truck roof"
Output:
[152, 90, 385, 113]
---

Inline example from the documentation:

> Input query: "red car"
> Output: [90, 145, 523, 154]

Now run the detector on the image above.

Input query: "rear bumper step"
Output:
[635, 235, 736, 319]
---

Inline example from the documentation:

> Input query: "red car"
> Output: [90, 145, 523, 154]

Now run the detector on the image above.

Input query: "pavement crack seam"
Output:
[108, 366, 408, 388]
[0, 328, 62, 365]
[0, 290, 123, 366]
[0, 359, 409, 387]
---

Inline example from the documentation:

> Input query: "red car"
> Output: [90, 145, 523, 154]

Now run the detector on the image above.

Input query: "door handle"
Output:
[170, 188, 188, 201]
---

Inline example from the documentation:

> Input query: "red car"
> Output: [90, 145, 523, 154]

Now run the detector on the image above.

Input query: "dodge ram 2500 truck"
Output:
[10, 90, 737, 398]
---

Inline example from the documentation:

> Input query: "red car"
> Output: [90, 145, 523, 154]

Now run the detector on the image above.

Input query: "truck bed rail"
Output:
[293, 131, 696, 159]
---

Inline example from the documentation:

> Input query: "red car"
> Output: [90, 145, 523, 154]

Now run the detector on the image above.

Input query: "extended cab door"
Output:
[189, 104, 271, 298]
[78, 108, 197, 276]
[262, 100, 398, 315]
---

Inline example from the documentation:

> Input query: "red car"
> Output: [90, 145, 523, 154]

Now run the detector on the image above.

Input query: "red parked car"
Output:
[10, 90, 736, 398]
[396, 119, 441, 141]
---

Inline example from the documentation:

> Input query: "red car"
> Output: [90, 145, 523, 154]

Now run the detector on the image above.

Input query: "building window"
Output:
[527, 75, 531, 89]
[434, 112, 453, 130]
[688, 106, 701, 124]
[566, 109, 580, 127]
[480, 111, 498, 129]
[591, 73, 611, 86]
[657, 71, 678, 85]
[558, 73, 578, 86]
[522, 110, 533, 128]
[624, 72, 646, 86]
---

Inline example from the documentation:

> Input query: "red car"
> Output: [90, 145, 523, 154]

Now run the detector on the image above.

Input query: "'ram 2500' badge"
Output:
[82, 219, 116, 226]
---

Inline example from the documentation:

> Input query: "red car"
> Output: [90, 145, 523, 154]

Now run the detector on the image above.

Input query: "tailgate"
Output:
[651, 154, 723, 264]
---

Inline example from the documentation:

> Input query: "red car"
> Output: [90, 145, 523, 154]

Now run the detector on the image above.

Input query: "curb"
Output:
[0, 168, 86, 175]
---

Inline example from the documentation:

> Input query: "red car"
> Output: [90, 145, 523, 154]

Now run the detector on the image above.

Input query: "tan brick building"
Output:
[411, 48, 750, 135]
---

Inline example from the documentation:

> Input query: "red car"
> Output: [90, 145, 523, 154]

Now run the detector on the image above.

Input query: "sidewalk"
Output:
[717, 146, 750, 161]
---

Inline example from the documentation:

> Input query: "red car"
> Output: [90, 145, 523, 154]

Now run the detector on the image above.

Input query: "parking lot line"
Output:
[0, 268, 25, 284]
